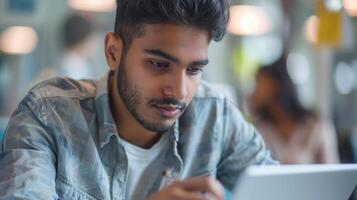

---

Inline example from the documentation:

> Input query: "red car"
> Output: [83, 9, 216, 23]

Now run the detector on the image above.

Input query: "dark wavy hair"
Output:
[114, 0, 229, 47]
[256, 57, 314, 122]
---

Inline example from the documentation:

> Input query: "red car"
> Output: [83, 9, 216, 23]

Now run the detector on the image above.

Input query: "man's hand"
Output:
[146, 176, 224, 200]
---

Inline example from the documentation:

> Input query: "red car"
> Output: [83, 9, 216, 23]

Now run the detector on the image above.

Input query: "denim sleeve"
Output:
[216, 100, 278, 192]
[0, 93, 58, 200]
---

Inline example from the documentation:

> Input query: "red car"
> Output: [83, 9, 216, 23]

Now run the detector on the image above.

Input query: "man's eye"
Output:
[187, 67, 203, 75]
[149, 60, 169, 69]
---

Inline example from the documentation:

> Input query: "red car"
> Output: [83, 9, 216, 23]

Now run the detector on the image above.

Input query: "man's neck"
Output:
[109, 72, 162, 149]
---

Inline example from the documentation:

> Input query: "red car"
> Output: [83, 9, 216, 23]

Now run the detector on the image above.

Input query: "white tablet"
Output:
[233, 164, 357, 200]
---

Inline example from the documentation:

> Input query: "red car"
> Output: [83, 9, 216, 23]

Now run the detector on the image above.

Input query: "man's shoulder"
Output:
[29, 77, 97, 101]
[194, 81, 229, 100]
[182, 81, 240, 125]
[192, 81, 239, 110]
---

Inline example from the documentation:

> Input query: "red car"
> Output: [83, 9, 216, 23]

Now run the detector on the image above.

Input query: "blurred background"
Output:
[0, 0, 356, 164]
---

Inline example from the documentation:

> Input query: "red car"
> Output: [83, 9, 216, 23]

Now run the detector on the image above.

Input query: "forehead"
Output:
[130, 23, 210, 59]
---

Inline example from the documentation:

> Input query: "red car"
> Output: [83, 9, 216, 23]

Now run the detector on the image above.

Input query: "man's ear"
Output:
[104, 32, 123, 71]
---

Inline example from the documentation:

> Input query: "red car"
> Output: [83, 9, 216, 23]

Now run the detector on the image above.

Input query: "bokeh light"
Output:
[0, 26, 38, 55]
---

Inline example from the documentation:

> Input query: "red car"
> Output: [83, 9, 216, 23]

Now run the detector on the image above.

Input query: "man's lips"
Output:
[154, 104, 182, 118]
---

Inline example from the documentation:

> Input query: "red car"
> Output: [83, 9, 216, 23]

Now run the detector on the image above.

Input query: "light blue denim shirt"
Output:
[0, 73, 277, 200]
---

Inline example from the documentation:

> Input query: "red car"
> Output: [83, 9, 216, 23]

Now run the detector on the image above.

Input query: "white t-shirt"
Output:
[118, 133, 168, 200]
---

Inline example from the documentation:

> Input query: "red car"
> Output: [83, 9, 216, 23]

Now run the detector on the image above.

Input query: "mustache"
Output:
[148, 98, 187, 110]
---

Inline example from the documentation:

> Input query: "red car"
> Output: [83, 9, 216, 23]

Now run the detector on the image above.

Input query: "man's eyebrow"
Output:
[144, 48, 209, 66]
[144, 49, 179, 64]
[191, 59, 209, 66]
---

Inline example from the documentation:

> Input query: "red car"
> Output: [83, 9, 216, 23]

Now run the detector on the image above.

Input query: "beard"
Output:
[116, 60, 186, 133]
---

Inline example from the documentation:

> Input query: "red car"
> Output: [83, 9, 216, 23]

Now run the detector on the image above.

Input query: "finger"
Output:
[176, 176, 224, 199]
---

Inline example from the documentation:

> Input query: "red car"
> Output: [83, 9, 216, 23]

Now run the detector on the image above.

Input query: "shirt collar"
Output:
[95, 71, 117, 147]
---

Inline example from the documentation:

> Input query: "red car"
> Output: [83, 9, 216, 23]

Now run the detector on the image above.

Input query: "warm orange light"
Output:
[69, 0, 116, 12]
[0, 26, 38, 55]
[304, 15, 319, 44]
[344, 0, 357, 16]
[228, 5, 272, 36]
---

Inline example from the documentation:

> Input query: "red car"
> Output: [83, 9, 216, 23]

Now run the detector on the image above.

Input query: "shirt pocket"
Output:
[56, 175, 99, 200]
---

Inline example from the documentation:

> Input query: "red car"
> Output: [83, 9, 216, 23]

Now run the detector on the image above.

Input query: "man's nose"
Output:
[162, 71, 188, 100]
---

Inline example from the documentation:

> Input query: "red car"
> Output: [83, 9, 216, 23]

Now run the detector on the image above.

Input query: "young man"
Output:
[0, 0, 277, 199]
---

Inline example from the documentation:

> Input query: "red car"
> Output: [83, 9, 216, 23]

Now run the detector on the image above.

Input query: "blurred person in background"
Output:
[248, 57, 339, 164]
[59, 14, 96, 80]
